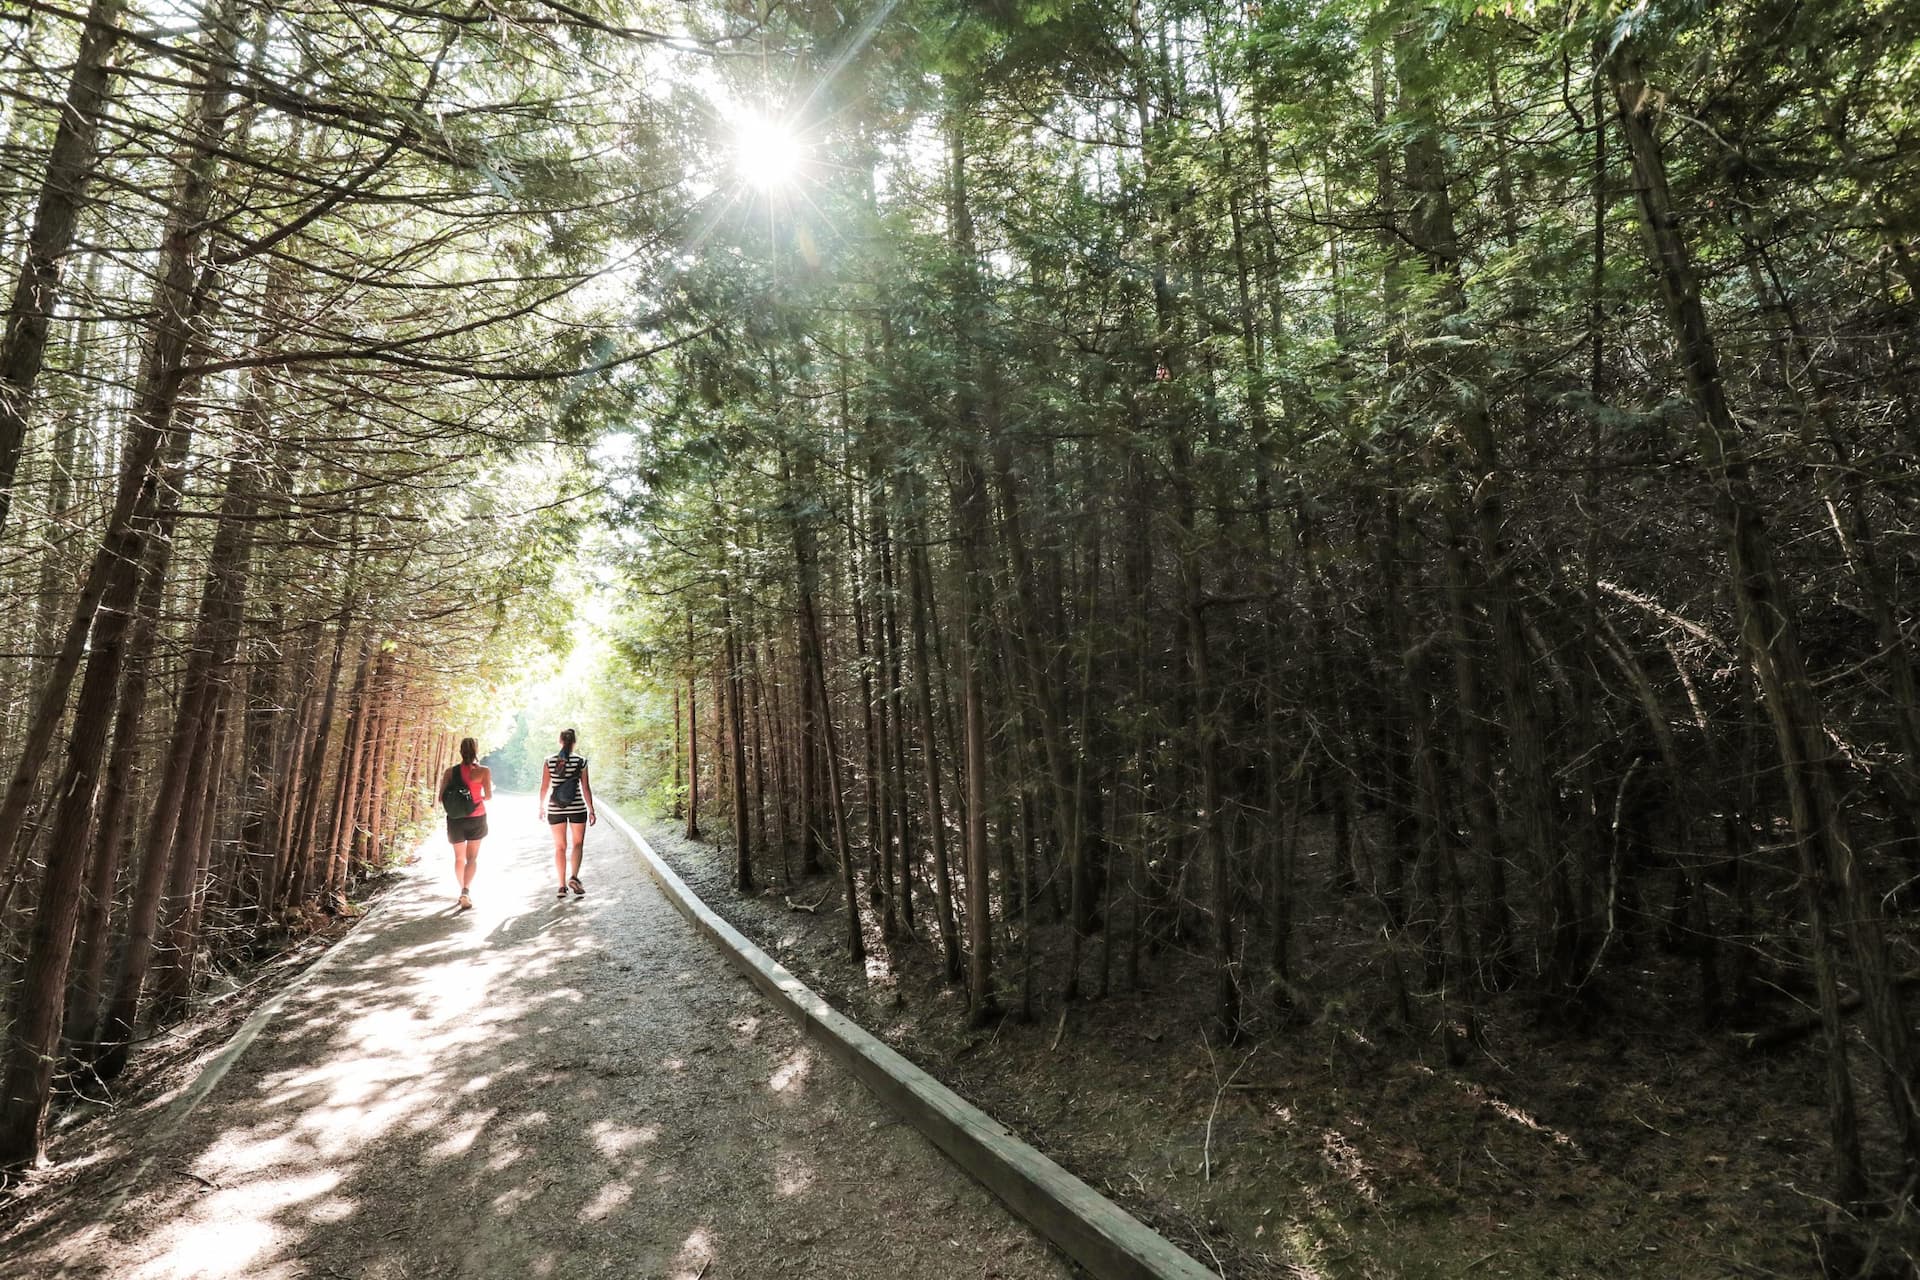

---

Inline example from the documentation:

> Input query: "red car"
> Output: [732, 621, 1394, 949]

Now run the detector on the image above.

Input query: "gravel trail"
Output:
[29, 798, 1075, 1280]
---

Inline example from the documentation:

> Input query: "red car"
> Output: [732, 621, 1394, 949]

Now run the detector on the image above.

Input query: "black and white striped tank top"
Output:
[546, 752, 588, 814]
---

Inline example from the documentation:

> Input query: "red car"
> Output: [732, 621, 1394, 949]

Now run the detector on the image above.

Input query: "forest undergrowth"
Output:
[647, 818, 1910, 1280]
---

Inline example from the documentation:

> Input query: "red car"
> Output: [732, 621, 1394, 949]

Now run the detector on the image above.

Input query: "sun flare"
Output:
[732, 112, 802, 191]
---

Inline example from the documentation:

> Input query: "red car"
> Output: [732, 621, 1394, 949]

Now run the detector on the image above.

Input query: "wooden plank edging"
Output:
[602, 804, 1221, 1280]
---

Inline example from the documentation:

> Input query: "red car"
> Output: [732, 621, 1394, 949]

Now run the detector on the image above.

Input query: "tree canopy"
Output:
[2, 0, 1918, 1267]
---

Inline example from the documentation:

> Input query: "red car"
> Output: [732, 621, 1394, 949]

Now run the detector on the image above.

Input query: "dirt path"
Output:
[25, 798, 1076, 1280]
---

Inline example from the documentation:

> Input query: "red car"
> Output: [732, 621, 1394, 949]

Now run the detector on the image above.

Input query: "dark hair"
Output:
[559, 727, 577, 756]
[460, 736, 478, 765]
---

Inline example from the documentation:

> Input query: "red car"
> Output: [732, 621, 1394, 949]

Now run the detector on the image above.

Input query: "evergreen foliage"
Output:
[1, 0, 1917, 1262]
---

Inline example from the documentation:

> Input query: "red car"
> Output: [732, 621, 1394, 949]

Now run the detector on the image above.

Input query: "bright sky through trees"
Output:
[730, 111, 805, 191]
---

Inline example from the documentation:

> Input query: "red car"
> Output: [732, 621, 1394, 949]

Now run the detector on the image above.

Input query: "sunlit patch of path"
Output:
[35, 797, 1074, 1280]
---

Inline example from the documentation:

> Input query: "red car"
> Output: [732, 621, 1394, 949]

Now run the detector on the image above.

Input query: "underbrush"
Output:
[645, 817, 1918, 1278]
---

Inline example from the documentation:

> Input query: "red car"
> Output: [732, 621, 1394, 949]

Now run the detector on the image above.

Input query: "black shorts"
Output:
[547, 811, 587, 826]
[447, 815, 488, 842]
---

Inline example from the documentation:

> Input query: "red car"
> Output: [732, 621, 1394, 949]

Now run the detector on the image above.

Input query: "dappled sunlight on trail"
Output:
[27, 800, 1070, 1280]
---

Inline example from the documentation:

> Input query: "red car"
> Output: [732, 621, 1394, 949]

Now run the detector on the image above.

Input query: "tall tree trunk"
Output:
[1439, 516, 1515, 979]
[63, 508, 172, 1055]
[848, 468, 892, 933]
[757, 638, 792, 883]
[320, 647, 378, 909]
[792, 452, 863, 961]
[722, 555, 753, 892]
[151, 694, 232, 1022]
[946, 92, 995, 1020]
[147, 441, 265, 1012]
[746, 634, 771, 870]
[1611, 40, 1912, 1197]
[907, 502, 961, 982]
[796, 608, 820, 877]
[685, 611, 701, 841]
[31, 251, 105, 666]
[0, 0, 126, 538]
[672, 686, 683, 821]
[4, 2, 243, 1119]
[277, 595, 359, 914]
[875, 471, 915, 936]
[0, 464, 157, 1165]
[257, 620, 322, 917]
[1397, 34, 1576, 996]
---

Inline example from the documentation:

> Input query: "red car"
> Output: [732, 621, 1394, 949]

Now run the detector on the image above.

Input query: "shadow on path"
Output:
[27, 796, 1072, 1280]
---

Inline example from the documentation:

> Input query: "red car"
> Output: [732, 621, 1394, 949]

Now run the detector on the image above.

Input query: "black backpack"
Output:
[551, 755, 582, 806]
[441, 766, 476, 818]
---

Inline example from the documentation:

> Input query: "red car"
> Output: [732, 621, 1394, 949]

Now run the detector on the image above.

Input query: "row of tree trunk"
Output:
[629, 0, 1920, 1230]
[0, 0, 597, 1170]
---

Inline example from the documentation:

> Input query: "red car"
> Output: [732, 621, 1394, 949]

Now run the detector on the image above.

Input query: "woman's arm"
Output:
[536, 762, 550, 815]
[479, 766, 493, 800]
[581, 766, 596, 826]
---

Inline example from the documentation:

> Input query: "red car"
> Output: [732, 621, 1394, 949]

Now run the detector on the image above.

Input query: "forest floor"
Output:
[643, 820, 1869, 1280]
[0, 797, 1074, 1280]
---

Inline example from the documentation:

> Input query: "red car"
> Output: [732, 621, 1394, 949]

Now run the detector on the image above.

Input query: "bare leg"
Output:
[569, 826, 586, 880]
[458, 841, 480, 890]
[551, 821, 568, 888]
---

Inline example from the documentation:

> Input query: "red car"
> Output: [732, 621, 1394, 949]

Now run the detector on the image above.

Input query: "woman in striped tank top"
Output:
[538, 727, 596, 898]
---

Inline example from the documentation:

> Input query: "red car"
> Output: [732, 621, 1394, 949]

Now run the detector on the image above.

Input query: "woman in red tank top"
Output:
[444, 737, 492, 910]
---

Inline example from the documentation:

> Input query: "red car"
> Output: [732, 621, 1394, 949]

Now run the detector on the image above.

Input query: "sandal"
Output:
[457, 892, 472, 911]
[569, 876, 585, 897]
[557, 884, 569, 898]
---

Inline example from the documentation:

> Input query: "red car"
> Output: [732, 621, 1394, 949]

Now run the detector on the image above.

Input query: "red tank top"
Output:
[461, 763, 486, 816]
